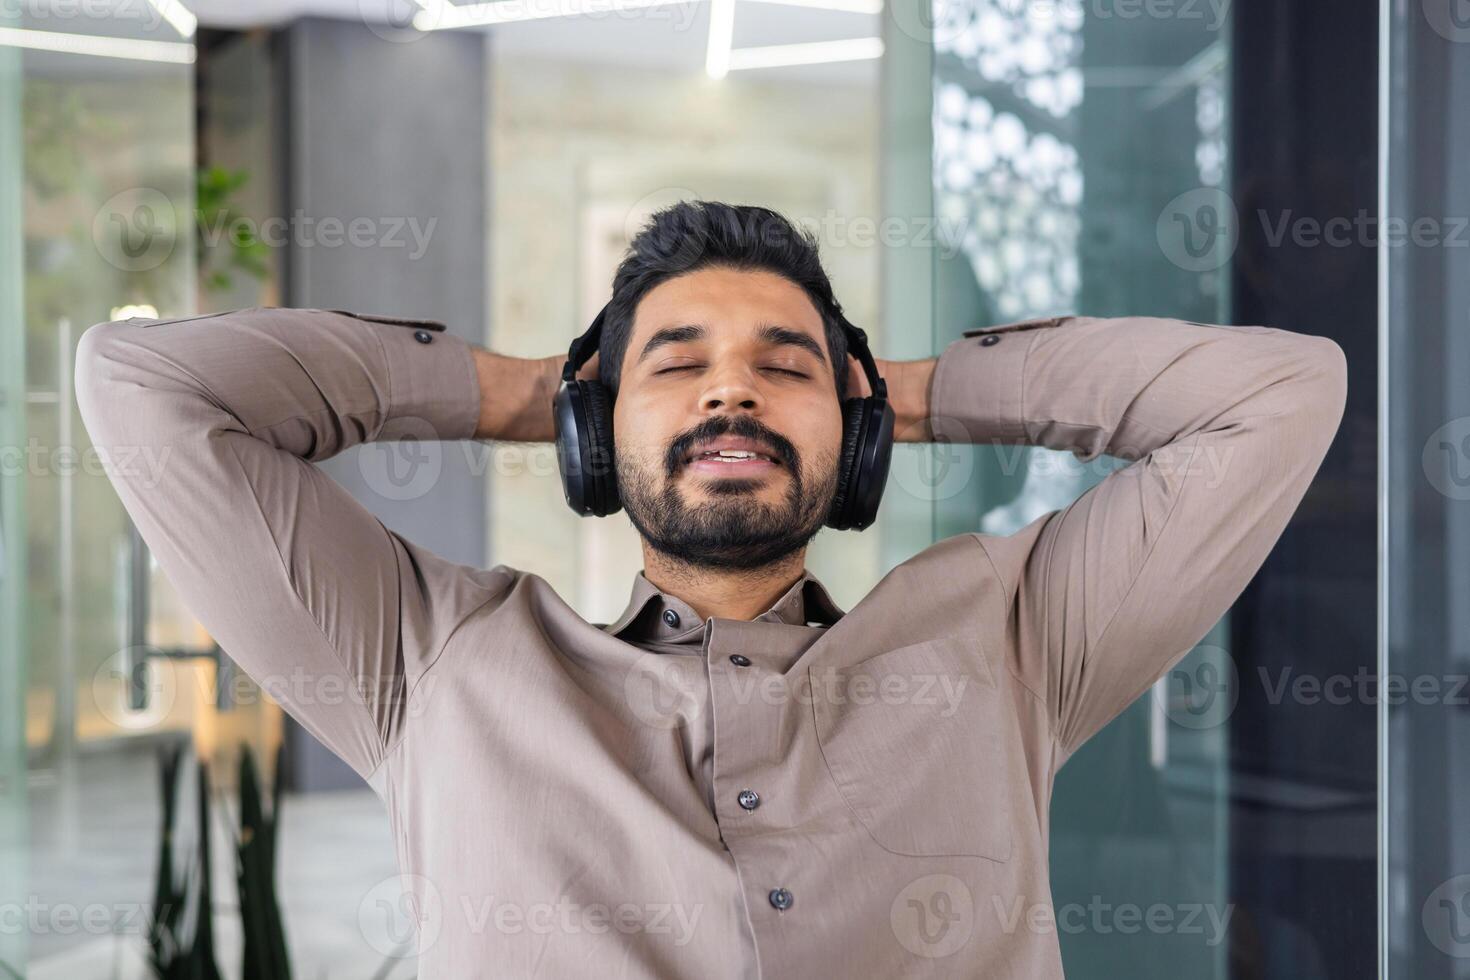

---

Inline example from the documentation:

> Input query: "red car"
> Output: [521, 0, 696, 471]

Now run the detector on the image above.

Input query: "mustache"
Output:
[664, 415, 798, 477]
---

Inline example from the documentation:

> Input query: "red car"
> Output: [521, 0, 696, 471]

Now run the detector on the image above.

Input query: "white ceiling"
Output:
[186, 0, 882, 84]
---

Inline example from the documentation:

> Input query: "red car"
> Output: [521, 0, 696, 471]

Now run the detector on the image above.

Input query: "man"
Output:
[76, 200, 1346, 978]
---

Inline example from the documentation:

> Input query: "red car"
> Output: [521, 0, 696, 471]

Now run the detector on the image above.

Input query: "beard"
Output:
[616, 414, 838, 572]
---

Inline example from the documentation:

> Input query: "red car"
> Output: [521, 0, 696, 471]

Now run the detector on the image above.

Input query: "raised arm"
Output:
[922, 315, 1346, 763]
[75, 307, 532, 778]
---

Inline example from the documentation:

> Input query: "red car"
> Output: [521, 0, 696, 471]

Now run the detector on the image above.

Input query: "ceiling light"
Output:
[741, 0, 883, 14]
[0, 26, 195, 63]
[414, 0, 697, 29]
[146, 0, 197, 39]
[727, 36, 883, 71]
[704, 0, 736, 78]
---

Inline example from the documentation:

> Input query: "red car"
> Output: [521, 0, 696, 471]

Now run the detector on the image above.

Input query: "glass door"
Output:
[929, 4, 1233, 977]
[1382, 1, 1470, 975]
[4, 16, 263, 973]
[1, 15, 28, 978]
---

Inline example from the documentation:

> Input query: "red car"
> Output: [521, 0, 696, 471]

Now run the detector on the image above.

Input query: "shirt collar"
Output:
[603, 568, 845, 643]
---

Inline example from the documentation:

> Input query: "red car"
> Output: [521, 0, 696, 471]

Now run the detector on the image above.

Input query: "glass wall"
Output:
[6, 9, 206, 974]
[2, 12, 28, 978]
[929, 3, 1233, 977]
[1383, 1, 1470, 976]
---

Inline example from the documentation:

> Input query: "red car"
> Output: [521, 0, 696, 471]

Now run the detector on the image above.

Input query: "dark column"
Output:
[277, 17, 489, 791]
[1227, 2, 1379, 977]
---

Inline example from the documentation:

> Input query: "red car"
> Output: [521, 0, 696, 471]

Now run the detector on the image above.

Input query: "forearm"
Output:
[927, 315, 1346, 460]
[472, 348, 564, 443]
[885, 357, 938, 443]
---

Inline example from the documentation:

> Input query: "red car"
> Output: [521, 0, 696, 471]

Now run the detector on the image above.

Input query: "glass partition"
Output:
[930, 4, 1232, 977]
[1, 12, 28, 977]
[8, 12, 201, 972]
[1382, 1, 1470, 976]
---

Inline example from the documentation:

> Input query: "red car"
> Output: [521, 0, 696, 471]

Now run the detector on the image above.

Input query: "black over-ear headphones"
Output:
[553, 302, 895, 531]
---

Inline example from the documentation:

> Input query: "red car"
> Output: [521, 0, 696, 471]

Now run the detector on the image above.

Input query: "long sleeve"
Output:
[927, 315, 1347, 764]
[74, 307, 513, 779]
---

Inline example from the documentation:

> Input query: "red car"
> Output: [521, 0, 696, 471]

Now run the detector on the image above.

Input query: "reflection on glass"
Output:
[2, 12, 29, 977]
[933, 2, 1233, 978]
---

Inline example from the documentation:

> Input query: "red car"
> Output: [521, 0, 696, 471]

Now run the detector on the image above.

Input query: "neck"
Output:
[641, 545, 808, 622]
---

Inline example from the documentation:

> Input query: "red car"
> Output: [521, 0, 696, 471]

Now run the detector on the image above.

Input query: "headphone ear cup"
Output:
[576, 380, 621, 516]
[828, 397, 869, 529]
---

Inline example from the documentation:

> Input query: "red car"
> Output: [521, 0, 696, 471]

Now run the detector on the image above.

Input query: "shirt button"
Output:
[413, 329, 433, 344]
[738, 789, 761, 811]
[662, 609, 680, 628]
[768, 888, 794, 911]
[979, 334, 1001, 347]
[729, 654, 751, 667]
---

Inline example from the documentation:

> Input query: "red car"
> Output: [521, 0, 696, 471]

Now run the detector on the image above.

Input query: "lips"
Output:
[682, 436, 782, 467]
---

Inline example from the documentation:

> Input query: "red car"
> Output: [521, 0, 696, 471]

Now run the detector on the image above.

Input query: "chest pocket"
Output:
[809, 636, 1012, 862]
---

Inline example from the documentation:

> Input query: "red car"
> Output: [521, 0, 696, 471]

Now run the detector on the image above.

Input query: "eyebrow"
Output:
[635, 322, 828, 366]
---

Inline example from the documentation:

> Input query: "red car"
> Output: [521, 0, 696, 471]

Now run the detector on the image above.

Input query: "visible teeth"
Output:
[696, 449, 770, 461]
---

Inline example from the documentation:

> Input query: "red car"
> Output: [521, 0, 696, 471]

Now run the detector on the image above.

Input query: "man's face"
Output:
[612, 265, 844, 571]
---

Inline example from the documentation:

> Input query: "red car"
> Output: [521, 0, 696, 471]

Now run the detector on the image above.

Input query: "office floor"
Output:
[26, 747, 415, 979]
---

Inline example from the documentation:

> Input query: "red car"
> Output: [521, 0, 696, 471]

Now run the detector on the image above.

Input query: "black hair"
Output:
[598, 200, 850, 403]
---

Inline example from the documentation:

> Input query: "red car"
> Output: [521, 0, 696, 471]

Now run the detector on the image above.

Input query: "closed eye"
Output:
[654, 365, 808, 378]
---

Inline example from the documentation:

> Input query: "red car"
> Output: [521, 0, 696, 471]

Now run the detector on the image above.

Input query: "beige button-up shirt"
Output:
[75, 307, 1346, 979]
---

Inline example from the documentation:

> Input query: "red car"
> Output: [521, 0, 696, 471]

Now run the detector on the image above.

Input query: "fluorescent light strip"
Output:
[415, 0, 696, 28]
[412, 0, 880, 28]
[146, 0, 198, 39]
[411, 0, 457, 26]
[0, 25, 195, 63]
[727, 36, 882, 70]
[742, 0, 883, 14]
[705, 0, 735, 78]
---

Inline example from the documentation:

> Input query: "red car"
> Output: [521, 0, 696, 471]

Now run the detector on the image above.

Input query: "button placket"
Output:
[706, 620, 827, 938]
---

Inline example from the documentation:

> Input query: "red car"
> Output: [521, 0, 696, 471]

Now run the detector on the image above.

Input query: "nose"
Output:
[698, 361, 763, 417]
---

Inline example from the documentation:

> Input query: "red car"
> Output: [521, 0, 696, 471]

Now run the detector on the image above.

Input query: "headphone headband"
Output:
[563, 301, 886, 399]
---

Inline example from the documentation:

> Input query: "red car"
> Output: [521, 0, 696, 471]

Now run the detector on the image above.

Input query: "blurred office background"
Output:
[0, 0, 1463, 976]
